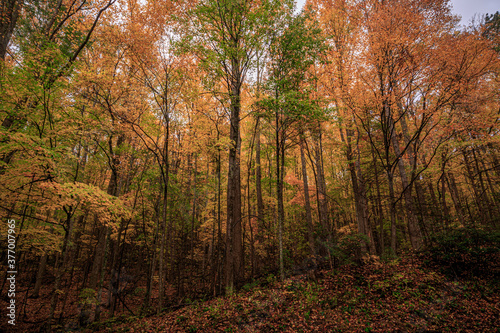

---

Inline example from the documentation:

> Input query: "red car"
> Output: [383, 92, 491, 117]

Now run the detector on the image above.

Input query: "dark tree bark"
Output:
[390, 123, 422, 250]
[313, 130, 330, 241]
[0, 0, 21, 60]
[462, 148, 487, 224]
[371, 145, 385, 254]
[255, 119, 265, 234]
[447, 172, 464, 222]
[89, 134, 124, 290]
[49, 207, 76, 322]
[300, 138, 315, 255]
[226, 81, 243, 293]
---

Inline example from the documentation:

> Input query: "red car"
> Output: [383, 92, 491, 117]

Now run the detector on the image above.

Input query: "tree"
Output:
[183, 0, 278, 293]
[259, 6, 325, 280]
[0, 0, 21, 60]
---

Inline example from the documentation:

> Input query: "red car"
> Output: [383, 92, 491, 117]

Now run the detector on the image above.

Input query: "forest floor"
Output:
[83, 254, 499, 333]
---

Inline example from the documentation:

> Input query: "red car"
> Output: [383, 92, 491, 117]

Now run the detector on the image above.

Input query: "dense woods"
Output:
[0, 0, 499, 331]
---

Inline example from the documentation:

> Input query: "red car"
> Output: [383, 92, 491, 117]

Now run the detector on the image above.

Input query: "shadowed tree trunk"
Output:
[226, 82, 243, 293]
[314, 130, 330, 243]
[339, 123, 375, 254]
[300, 138, 315, 255]
[0, 0, 21, 60]
[89, 134, 124, 290]
[390, 122, 422, 250]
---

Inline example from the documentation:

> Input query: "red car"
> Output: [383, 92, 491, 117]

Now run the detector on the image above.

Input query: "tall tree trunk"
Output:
[355, 128, 376, 254]
[33, 253, 48, 298]
[340, 126, 369, 253]
[254, 118, 265, 276]
[94, 229, 110, 323]
[191, 155, 198, 261]
[216, 143, 222, 296]
[247, 162, 255, 279]
[255, 118, 264, 235]
[462, 149, 486, 224]
[427, 180, 440, 227]
[398, 105, 426, 247]
[158, 109, 170, 313]
[390, 128, 422, 250]
[225, 81, 242, 294]
[371, 145, 385, 255]
[472, 148, 494, 222]
[276, 108, 285, 281]
[478, 147, 500, 220]
[89, 134, 124, 290]
[486, 142, 500, 178]
[144, 195, 160, 309]
[387, 170, 397, 256]
[88, 134, 124, 324]
[300, 138, 315, 255]
[108, 217, 126, 316]
[447, 172, 464, 222]
[0, 0, 20, 61]
[49, 208, 75, 322]
[355, 152, 376, 255]
[440, 170, 450, 228]
[314, 130, 330, 241]
[89, 224, 106, 291]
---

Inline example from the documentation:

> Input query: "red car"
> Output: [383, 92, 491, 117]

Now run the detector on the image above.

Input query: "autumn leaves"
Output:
[0, 0, 498, 328]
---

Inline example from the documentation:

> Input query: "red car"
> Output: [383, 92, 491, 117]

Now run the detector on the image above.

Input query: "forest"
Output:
[0, 0, 499, 331]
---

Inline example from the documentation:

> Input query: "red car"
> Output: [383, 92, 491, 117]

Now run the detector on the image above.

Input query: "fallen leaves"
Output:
[83, 254, 499, 332]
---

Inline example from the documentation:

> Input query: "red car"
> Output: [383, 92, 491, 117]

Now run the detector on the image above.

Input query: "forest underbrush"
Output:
[79, 228, 500, 333]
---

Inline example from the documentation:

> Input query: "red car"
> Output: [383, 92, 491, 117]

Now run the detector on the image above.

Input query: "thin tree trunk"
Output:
[89, 134, 124, 290]
[440, 170, 449, 228]
[340, 125, 368, 253]
[371, 145, 385, 255]
[49, 209, 75, 322]
[387, 170, 397, 256]
[390, 127, 422, 250]
[463, 149, 486, 224]
[94, 228, 110, 323]
[255, 118, 264, 235]
[427, 181, 440, 227]
[276, 106, 285, 281]
[355, 129, 376, 255]
[109, 217, 126, 316]
[473, 148, 494, 221]
[216, 144, 222, 295]
[33, 253, 48, 298]
[314, 130, 330, 241]
[398, 106, 426, 245]
[447, 172, 464, 221]
[248, 168, 255, 279]
[144, 195, 160, 309]
[300, 138, 315, 255]
[158, 110, 170, 313]
[191, 155, 198, 260]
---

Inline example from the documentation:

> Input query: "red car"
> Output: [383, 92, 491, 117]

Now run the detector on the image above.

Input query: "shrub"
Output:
[329, 231, 369, 266]
[421, 227, 500, 279]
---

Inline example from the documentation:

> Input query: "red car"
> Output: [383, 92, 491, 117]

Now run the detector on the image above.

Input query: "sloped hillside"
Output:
[88, 254, 499, 332]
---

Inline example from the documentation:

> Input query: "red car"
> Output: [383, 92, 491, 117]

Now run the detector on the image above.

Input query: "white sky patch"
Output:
[295, 0, 499, 25]
[449, 0, 498, 25]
